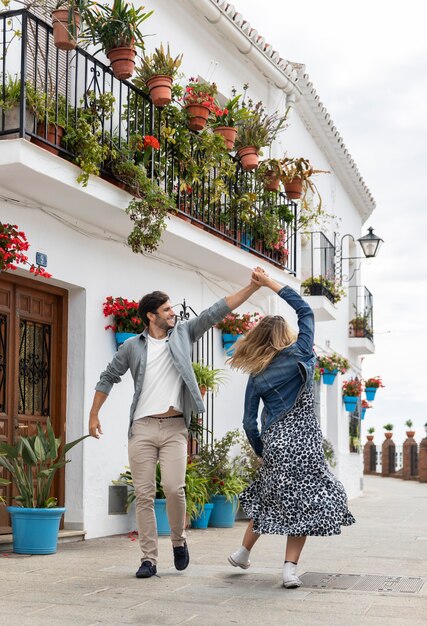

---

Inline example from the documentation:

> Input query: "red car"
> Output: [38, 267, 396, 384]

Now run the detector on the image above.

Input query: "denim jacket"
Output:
[95, 298, 231, 437]
[243, 286, 316, 457]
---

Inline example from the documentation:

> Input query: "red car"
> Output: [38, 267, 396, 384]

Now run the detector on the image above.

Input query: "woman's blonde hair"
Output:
[228, 315, 297, 375]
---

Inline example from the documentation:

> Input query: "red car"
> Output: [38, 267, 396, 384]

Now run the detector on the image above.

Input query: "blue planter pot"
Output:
[239, 233, 252, 251]
[222, 333, 240, 356]
[322, 369, 338, 385]
[115, 332, 138, 349]
[365, 387, 377, 401]
[361, 408, 366, 420]
[154, 498, 170, 536]
[343, 395, 358, 412]
[208, 495, 238, 528]
[7, 506, 65, 554]
[191, 503, 214, 529]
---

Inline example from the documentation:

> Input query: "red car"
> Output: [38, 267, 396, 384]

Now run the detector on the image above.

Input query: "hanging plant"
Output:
[134, 42, 183, 107]
[0, 222, 52, 278]
[211, 89, 253, 150]
[183, 78, 218, 131]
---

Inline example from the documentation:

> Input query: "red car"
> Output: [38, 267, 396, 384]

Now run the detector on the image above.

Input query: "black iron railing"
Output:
[309, 231, 335, 279]
[348, 285, 374, 340]
[0, 9, 297, 272]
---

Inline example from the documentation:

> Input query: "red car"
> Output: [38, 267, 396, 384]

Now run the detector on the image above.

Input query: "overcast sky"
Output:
[236, 0, 427, 443]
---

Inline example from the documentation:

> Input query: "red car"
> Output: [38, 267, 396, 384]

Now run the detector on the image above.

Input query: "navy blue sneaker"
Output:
[173, 541, 190, 571]
[135, 560, 157, 578]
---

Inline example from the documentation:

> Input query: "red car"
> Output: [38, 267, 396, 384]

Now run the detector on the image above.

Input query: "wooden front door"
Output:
[0, 274, 67, 532]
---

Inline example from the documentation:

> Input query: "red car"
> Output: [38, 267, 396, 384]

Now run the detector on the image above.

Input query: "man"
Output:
[89, 274, 260, 578]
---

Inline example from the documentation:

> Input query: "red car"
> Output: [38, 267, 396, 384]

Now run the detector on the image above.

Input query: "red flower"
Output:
[143, 135, 160, 150]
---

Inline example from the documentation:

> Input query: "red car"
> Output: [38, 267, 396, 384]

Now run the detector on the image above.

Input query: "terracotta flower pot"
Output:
[199, 385, 207, 399]
[51, 9, 80, 51]
[406, 431, 415, 438]
[213, 126, 237, 150]
[284, 176, 303, 199]
[384, 432, 393, 439]
[146, 75, 173, 107]
[366, 435, 374, 442]
[107, 47, 136, 81]
[264, 172, 280, 191]
[237, 146, 259, 171]
[32, 122, 64, 155]
[185, 104, 210, 131]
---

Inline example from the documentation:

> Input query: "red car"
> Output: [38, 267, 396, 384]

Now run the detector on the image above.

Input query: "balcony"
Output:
[348, 286, 375, 354]
[301, 232, 338, 321]
[0, 9, 297, 275]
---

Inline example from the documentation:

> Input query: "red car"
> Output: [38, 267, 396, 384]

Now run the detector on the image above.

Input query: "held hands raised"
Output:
[251, 267, 282, 293]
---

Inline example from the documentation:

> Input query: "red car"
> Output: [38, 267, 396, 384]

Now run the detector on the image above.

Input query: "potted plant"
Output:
[197, 430, 248, 528]
[405, 419, 415, 438]
[349, 312, 372, 338]
[183, 78, 218, 131]
[0, 418, 88, 554]
[366, 427, 375, 442]
[280, 157, 328, 207]
[185, 458, 212, 529]
[317, 352, 350, 385]
[211, 90, 252, 151]
[322, 438, 337, 467]
[301, 275, 346, 305]
[342, 378, 363, 412]
[26, 84, 68, 155]
[215, 311, 262, 355]
[192, 361, 226, 398]
[0, 74, 35, 136]
[0, 222, 52, 277]
[364, 376, 384, 401]
[102, 295, 145, 348]
[234, 101, 288, 171]
[52, 0, 93, 51]
[134, 43, 183, 107]
[383, 423, 394, 439]
[361, 399, 371, 420]
[85, 0, 153, 80]
[258, 157, 284, 191]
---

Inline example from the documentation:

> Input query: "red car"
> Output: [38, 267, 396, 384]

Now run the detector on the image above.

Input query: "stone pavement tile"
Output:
[366, 603, 427, 620]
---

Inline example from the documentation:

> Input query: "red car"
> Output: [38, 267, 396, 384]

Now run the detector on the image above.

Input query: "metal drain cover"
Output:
[300, 572, 424, 594]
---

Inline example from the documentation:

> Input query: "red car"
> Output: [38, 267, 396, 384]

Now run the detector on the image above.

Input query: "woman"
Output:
[228, 269, 355, 588]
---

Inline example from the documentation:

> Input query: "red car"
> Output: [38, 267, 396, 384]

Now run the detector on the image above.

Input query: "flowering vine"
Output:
[0, 223, 52, 278]
[102, 296, 145, 333]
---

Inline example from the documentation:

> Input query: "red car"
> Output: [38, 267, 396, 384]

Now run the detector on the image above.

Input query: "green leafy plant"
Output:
[192, 362, 226, 395]
[233, 432, 262, 483]
[54, 0, 94, 40]
[26, 82, 68, 128]
[383, 423, 393, 431]
[367, 427, 375, 434]
[317, 352, 350, 374]
[64, 91, 115, 186]
[0, 73, 21, 111]
[301, 275, 346, 304]
[235, 100, 288, 152]
[281, 156, 329, 213]
[135, 42, 183, 83]
[84, 0, 153, 52]
[322, 437, 336, 468]
[405, 419, 413, 429]
[342, 378, 363, 397]
[212, 89, 253, 128]
[0, 418, 89, 508]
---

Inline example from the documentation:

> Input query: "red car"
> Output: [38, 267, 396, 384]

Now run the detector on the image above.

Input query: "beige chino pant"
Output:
[128, 416, 188, 565]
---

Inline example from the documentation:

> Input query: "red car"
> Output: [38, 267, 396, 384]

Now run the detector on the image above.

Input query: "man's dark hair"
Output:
[138, 291, 170, 326]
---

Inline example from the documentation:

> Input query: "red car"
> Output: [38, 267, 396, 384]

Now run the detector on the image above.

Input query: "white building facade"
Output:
[0, 0, 377, 539]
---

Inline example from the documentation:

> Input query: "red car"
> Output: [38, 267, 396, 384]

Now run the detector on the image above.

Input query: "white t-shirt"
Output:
[133, 335, 183, 420]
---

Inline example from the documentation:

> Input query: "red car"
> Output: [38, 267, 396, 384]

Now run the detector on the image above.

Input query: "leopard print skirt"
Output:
[239, 388, 356, 536]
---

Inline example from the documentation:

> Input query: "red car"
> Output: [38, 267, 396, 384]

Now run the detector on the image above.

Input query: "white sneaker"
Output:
[228, 547, 251, 570]
[282, 562, 302, 588]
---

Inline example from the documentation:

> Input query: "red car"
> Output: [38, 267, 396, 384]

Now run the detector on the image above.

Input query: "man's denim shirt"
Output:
[95, 298, 231, 437]
[243, 286, 316, 457]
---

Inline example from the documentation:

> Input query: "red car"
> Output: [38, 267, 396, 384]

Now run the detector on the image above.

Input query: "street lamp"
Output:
[336, 226, 384, 283]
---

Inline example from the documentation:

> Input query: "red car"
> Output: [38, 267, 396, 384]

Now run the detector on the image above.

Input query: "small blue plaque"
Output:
[35, 252, 48, 267]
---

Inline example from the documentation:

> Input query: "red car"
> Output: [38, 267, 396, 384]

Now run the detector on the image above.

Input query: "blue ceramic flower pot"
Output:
[208, 495, 238, 528]
[115, 332, 138, 349]
[222, 333, 240, 356]
[343, 395, 358, 412]
[191, 503, 214, 529]
[154, 498, 170, 536]
[322, 369, 338, 385]
[361, 408, 366, 420]
[7, 506, 66, 554]
[365, 387, 377, 401]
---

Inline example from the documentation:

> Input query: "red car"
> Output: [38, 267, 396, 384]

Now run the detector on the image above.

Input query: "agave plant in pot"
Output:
[0, 418, 89, 554]
[134, 42, 183, 107]
[85, 0, 153, 80]
[234, 101, 288, 171]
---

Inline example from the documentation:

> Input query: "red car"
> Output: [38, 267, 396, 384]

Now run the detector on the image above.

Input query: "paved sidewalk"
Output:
[1, 475, 426, 626]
